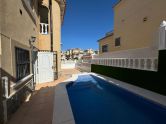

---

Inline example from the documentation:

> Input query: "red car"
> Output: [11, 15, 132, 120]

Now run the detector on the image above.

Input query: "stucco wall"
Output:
[0, 1, 39, 122]
[99, 0, 166, 53]
[0, 0, 38, 82]
[1, 0, 38, 46]
[38, 34, 51, 50]
[114, 0, 166, 51]
[0, 0, 2, 34]
[41, 0, 50, 7]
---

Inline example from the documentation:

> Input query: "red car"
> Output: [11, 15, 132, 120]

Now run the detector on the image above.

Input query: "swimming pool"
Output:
[67, 74, 166, 124]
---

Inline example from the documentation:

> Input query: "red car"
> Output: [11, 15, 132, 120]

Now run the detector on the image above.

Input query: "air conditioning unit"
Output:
[2, 76, 9, 98]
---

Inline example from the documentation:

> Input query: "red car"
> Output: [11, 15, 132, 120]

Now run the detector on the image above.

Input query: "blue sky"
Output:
[62, 0, 118, 51]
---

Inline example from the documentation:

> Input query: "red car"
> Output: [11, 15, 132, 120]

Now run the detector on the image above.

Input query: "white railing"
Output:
[40, 23, 49, 34]
[91, 58, 158, 71]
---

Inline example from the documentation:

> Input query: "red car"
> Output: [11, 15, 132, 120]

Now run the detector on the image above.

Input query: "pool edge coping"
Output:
[52, 74, 79, 124]
[91, 73, 166, 108]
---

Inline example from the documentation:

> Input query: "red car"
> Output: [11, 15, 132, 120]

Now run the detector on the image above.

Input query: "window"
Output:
[102, 45, 109, 53]
[15, 48, 30, 81]
[40, 6, 49, 24]
[115, 37, 121, 47]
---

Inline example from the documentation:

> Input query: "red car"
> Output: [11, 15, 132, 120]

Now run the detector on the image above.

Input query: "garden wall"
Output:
[91, 50, 166, 95]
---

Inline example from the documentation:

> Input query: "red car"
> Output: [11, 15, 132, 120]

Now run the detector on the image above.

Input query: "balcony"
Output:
[38, 23, 51, 50]
[40, 23, 49, 35]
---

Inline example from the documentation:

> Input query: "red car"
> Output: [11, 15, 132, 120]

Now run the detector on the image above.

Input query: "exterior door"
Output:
[36, 52, 54, 83]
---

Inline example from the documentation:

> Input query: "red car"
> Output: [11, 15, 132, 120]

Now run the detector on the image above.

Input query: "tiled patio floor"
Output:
[7, 69, 81, 124]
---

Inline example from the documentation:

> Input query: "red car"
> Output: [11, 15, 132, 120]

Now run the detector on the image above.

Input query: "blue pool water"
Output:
[67, 75, 166, 124]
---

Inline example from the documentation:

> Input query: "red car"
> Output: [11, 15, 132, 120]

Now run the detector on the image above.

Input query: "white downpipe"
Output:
[159, 21, 166, 50]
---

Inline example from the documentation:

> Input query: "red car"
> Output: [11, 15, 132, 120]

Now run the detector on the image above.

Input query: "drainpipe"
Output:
[49, 0, 53, 52]
[49, 0, 58, 79]
[29, 36, 36, 91]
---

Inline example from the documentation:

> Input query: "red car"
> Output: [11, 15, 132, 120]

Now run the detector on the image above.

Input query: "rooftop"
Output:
[98, 31, 114, 42]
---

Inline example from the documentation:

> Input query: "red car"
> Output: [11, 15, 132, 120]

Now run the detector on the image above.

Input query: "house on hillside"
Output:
[0, 0, 66, 123]
[64, 48, 99, 60]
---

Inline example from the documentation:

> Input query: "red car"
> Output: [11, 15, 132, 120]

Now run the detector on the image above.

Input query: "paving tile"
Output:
[7, 69, 81, 124]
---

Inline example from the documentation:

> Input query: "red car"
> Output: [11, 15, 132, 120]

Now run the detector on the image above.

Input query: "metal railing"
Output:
[91, 58, 158, 71]
[40, 23, 49, 34]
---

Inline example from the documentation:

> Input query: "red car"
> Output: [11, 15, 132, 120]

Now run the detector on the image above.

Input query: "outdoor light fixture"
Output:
[29, 36, 36, 43]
